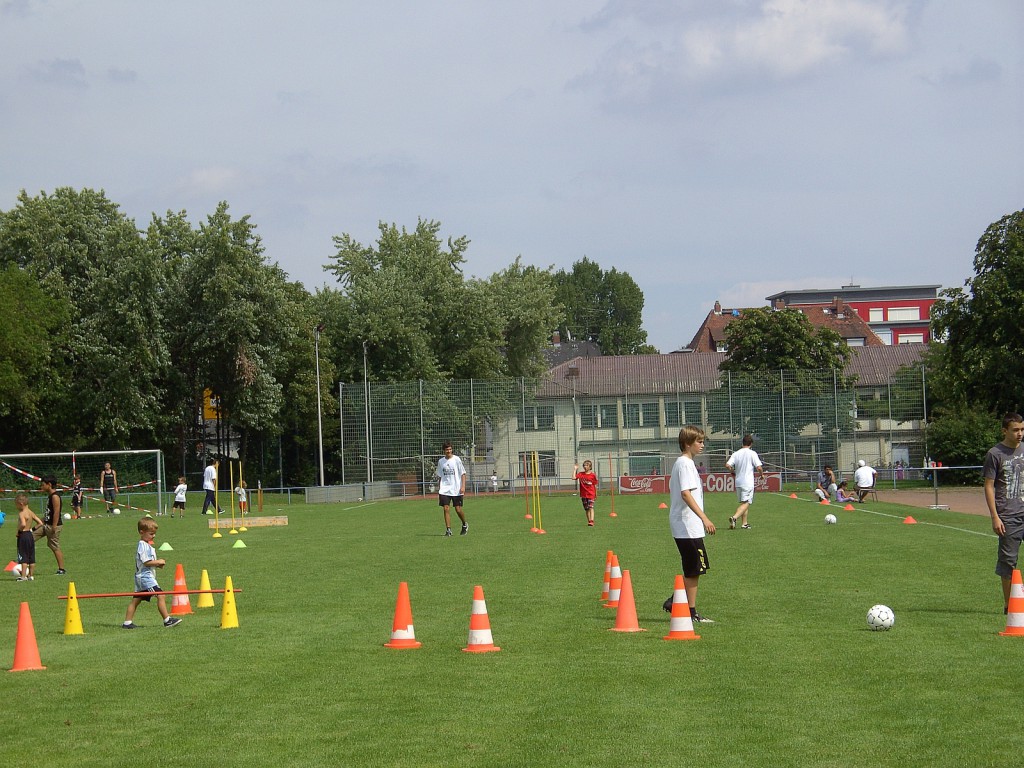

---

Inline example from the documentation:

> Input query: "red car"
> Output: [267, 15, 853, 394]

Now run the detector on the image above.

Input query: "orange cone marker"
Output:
[463, 585, 500, 653]
[609, 569, 645, 632]
[819, 498, 830, 505]
[789, 493, 798, 499]
[663, 575, 700, 641]
[1000, 569, 1024, 637]
[601, 551, 613, 601]
[844, 504, 855, 511]
[605, 554, 622, 608]
[658, 502, 667, 509]
[903, 516, 918, 524]
[10, 602, 46, 672]
[171, 563, 193, 615]
[384, 581, 422, 649]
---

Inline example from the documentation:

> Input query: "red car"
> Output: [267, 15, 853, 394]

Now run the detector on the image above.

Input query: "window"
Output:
[624, 403, 640, 428]
[888, 307, 920, 322]
[599, 404, 618, 428]
[518, 451, 555, 477]
[629, 452, 661, 475]
[716, 341, 728, 352]
[580, 404, 597, 429]
[846, 337, 866, 347]
[876, 329, 893, 345]
[898, 333, 924, 344]
[869, 308, 884, 322]
[665, 401, 682, 427]
[642, 402, 659, 426]
[517, 405, 555, 432]
[666, 398, 701, 426]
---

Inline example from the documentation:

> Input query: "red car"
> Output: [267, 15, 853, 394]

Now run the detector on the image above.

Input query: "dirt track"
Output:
[873, 487, 988, 517]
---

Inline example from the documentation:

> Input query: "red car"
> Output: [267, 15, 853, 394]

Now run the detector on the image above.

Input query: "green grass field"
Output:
[2, 490, 1021, 767]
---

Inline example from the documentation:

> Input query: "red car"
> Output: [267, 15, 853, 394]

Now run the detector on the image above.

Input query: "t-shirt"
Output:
[435, 455, 466, 497]
[669, 454, 706, 539]
[134, 539, 159, 591]
[203, 464, 217, 491]
[174, 484, 187, 503]
[575, 471, 598, 500]
[854, 465, 876, 489]
[983, 442, 1024, 521]
[726, 446, 762, 489]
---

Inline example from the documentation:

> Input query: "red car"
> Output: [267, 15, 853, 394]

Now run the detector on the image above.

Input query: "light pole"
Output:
[363, 340, 372, 483]
[314, 323, 325, 487]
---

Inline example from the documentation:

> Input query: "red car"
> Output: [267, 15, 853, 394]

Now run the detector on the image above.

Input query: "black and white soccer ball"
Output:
[866, 604, 895, 631]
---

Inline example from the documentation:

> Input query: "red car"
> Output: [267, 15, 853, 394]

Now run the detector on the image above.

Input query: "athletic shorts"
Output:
[33, 523, 62, 553]
[135, 584, 161, 602]
[674, 537, 710, 578]
[172, 501, 186, 510]
[996, 515, 1024, 578]
[736, 485, 754, 504]
[103, 488, 117, 503]
[17, 530, 35, 565]
[438, 494, 464, 507]
[581, 497, 595, 512]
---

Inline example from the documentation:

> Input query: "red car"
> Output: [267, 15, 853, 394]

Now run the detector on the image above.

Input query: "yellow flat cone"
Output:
[232, 539, 246, 549]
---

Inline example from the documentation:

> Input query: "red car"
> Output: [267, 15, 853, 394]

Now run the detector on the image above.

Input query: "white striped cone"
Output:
[463, 585, 500, 652]
[601, 550, 613, 601]
[1000, 569, 1024, 636]
[170, 563, 192, 615]
[663, 575, 700, 641]
[604, 555, 622, 608]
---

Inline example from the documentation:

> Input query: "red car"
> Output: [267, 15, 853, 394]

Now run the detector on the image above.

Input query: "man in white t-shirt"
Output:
[201, 458, 223, 516]
[725, 434, 765, 530]
[854, 460, 877, 503]
[435, 441, 468, 537]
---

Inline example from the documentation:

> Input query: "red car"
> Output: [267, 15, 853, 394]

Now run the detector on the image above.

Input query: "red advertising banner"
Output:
[617, 472, 782, 495]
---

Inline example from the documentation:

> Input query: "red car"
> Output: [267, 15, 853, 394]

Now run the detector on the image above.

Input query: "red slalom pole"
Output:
[59, 588, 243, 600]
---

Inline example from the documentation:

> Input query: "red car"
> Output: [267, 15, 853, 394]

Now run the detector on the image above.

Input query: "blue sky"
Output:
[1, 1, 1020, 352]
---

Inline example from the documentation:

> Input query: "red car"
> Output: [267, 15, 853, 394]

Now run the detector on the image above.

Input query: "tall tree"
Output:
[931, 209, 1024, 414]
[553, 257, 652, 354]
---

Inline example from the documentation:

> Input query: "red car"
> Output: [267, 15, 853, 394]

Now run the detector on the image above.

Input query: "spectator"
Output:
[854, 460, 877, 503]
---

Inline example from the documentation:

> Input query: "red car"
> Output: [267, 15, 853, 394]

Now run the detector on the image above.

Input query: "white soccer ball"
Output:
[867, 604, 895, 631]
[12, 563, 23, 577]
[63, 513, 72, 521]
[112, 508, 121, 515]
[357, 497, 363, 502]
[824, 513, 837, 525]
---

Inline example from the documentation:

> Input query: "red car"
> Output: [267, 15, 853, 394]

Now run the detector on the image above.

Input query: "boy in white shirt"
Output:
[172, 476, 187, 518]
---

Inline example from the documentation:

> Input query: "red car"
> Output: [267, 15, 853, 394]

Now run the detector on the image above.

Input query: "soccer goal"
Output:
[0, 450, 167, 517]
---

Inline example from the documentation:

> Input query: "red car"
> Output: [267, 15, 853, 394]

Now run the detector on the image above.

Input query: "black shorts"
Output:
[438, 494, 464, 507]
[17, 530, 36, 565]
[172, 501, 186, 510]
[674, 537, 710, 578]
[137, 584, 161, 602]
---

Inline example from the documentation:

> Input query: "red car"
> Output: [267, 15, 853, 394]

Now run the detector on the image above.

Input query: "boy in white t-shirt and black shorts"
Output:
[435, 441, 468, 537]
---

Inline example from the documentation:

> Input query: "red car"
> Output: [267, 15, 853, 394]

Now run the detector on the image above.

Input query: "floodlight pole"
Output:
[363, 340, 372, 483]
[314, 323, 326, 487]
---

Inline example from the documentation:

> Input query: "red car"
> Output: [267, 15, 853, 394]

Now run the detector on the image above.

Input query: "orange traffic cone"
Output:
[463, 585, 500, 653]
[604, 554, 622, 608]
[10, 602, 46, 672]
[844, 504, 855, 511]
[609, 569, 645, 632]
[601, 550, 613, 601]
[171, 563, 193, 615]
[384, 581, 422, 649]
[658, 502, 667, 509]
[663, 575, 700, 641]
[4, 561, 17, 572]
[819, 498, 830, 505]
[903, 516, 918, 525]
[1000, 569, 1024, 637]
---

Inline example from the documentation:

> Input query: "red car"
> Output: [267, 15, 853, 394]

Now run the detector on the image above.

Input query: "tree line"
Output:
[0, 187, 651, 484]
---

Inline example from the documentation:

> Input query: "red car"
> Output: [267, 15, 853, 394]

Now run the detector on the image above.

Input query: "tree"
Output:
[931, 209, 1024, 414]
[721, 307, 851, 373]
[925, 404, 999, 485]
[553, 257, 652, 354]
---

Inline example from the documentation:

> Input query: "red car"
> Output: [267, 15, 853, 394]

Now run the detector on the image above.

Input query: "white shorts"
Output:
[736, 485, 754, 504]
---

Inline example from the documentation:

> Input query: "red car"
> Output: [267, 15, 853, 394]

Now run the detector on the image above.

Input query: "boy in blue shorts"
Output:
[123, 517, 182, 629]
[663, 425, 717, 623]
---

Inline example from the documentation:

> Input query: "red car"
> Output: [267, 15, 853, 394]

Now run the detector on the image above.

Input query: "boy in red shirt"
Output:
[573, 460, 598, 526]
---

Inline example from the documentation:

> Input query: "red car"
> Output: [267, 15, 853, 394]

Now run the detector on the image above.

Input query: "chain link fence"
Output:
[331, 364, 929, 499]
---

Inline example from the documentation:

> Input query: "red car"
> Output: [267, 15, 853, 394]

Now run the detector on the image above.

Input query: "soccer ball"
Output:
[63, 513, 72, 521]
[357, 497, 363, 502]
[112, 508, 121, 515]
[12, 563, 23, 577]
[824, 514, 837, 524]
[866, 604, 895, 631]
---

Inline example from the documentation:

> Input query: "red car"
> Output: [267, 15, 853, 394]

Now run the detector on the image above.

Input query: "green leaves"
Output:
[553, 257, 650, 354]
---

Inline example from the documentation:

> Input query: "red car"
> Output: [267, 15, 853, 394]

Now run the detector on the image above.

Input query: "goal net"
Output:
[0, 450, 166, 517]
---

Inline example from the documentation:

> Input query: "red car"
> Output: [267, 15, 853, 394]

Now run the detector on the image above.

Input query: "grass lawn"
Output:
[1, 489, 1021, 767]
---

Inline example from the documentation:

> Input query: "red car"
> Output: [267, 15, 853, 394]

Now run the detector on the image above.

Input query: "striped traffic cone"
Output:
[609, 570, 645, 632]
[1000, 569, 1024, 637]
[170, 563, 192, 615]
[663, 575, 700, 641]
[604, 554, 622, 608]
[601, 550, 613, 601]
[384, 581, 422, 649]
[462, 585, 500, 653]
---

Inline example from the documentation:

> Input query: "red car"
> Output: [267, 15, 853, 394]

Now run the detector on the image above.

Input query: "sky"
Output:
[1, 1, 1021, 353]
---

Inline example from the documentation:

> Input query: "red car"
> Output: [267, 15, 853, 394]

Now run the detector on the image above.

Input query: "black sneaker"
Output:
[56, 569, 66, 575]
[728, 516, 736, 530]
[690, 611, 715, 624]
[122, 622, 137, 630]
[663, 596, 674, 613]
[163, 617, 182, 628]
[444, 528, 453, 537]
[460, 523, 469, 536]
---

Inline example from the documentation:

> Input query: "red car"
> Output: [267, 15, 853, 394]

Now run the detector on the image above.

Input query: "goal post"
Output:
[0, 450, 166, 517]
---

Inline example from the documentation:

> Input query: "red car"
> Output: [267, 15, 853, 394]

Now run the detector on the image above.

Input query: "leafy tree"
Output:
[485, 257, 561, 379]
[931, 209, 1024, 414]
[721, 307, 851, 373]
[925, 403, 999, 485]
[553, 257, 651, 354]
[0, 188, 166, 450]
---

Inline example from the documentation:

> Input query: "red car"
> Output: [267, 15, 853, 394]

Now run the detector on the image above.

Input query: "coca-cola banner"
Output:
[617, 473, 782, 495]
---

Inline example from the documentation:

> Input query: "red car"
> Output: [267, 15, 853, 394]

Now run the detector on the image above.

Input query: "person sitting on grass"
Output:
[836, 480, 857, 503]
[123, 517, 182, 629]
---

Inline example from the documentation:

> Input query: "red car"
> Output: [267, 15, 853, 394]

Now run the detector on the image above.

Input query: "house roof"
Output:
[684, 299, 884, 353]
[542, 344, 926, 398]
[765, 284, 941, 303]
